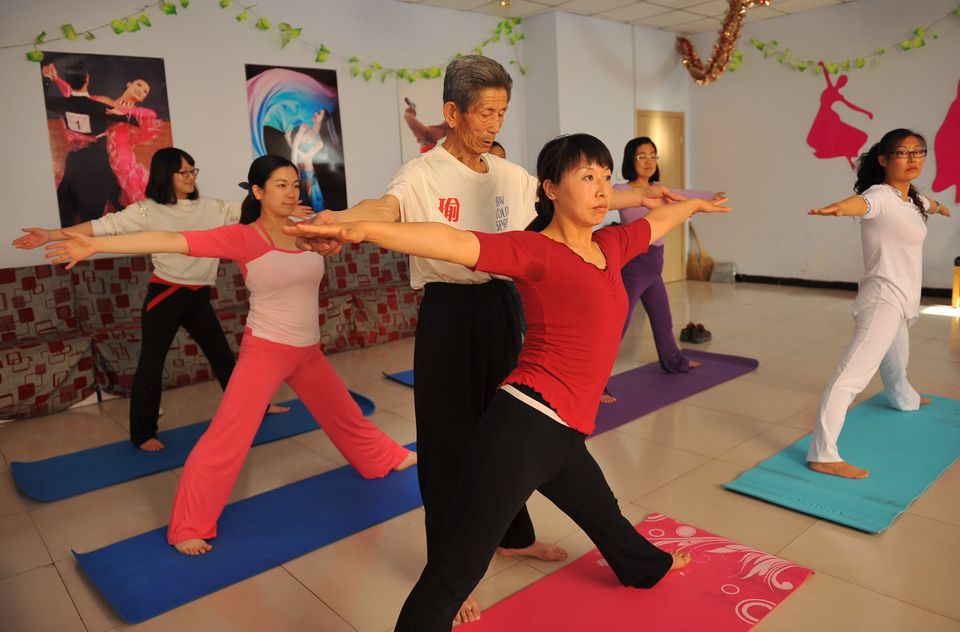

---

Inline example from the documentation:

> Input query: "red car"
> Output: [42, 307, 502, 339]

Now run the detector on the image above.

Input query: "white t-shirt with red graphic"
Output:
[385, 145, 538, 289]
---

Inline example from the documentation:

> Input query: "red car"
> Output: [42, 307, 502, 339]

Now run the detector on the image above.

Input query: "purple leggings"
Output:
[621, 245, 689, 373]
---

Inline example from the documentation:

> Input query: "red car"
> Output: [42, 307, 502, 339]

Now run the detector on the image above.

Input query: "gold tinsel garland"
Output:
[676, 0, 770, 85]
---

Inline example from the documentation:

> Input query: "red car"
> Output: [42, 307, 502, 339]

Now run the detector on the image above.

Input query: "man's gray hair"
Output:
[442, 55, 513, 113]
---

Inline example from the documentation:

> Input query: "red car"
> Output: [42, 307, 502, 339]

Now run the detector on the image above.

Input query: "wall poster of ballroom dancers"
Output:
[245, 64, 347, 211]
[41, 51, 172, 228]
[397, 79, 448, 164]
[806, 61, 874, 169]
[932, 77, 960, 203]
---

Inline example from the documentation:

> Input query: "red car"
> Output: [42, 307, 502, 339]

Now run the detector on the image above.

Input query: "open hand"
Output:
[695, 197, 731, 214]
[13, 227, 51, 250]
[808, 204, 842, 216]
[283, 221, 367, 247]
[291, 204, 316, 220]
[44, 230, 96, 270]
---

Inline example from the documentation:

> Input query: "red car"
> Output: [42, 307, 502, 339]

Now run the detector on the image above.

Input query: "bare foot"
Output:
[920, 396, 932, 406]
[809, 460, 869, 479]
[266, 404, 290, 415]
[688, 360, 701, 369]
[174, 538, 212, 556]
[670, 552, 691, 570]
[139, 438, 165, 452]
[496, 540, 568, 562]
[394, 451, 417, 471]
[454, 594, 481, 624]
[600, 390, 616, 404]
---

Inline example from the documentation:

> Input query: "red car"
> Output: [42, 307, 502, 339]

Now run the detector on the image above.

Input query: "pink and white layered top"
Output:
[183, 221, 325, 347]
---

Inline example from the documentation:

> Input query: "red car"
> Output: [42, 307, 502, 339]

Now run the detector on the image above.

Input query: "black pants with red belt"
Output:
[129, 283, 235, 446]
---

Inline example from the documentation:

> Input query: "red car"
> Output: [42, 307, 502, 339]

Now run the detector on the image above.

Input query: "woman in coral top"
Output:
[290, 134, 729, 631]
[48, 155, 415, 555]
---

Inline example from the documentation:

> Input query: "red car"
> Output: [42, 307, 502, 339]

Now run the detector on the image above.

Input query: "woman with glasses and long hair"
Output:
[14, 147, 301, 450]
[601, 137, 725, 403]
[807, 128, 951, 479]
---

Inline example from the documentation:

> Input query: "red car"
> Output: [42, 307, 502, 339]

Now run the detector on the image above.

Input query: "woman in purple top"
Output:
[603, 137, 723, 403]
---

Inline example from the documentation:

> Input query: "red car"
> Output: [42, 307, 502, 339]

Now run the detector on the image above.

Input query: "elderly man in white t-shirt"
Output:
[297, 55, 674, 623]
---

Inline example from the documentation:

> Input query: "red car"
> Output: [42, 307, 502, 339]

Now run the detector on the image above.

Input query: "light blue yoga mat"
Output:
[11, 391, 375, 502]
[724, 394, 960, 533]
[74, 442, 419, 623]
[383, 369, 415, 387]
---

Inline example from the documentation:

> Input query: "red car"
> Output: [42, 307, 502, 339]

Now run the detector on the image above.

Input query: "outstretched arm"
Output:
[929, 199, 952, 217]
[839, 97, 873, 119]
[610, 186, 685, 211]
[288, 221, 479, 268]
[295, 195, 402, 255]
[808, 195, 868, 217]
[644, 197, 731, 244]
[13, 222, 96, 249]
[45, 230, 187, 270]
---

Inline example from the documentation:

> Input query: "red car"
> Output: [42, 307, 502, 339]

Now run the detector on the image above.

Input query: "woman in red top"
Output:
[291, 134, 729, 631]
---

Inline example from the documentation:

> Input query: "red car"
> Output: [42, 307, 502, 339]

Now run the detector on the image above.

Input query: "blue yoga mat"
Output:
[11, 391, 375, 502]
[383, 369, 415, 387]
[74, 442, 419, 623]
[724, 394, 960, 533]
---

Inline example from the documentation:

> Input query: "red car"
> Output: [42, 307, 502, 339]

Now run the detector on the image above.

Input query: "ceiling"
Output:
[396, 0, 863, 35]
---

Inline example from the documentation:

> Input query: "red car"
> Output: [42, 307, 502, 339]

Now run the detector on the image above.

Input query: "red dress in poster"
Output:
[932, 78, 960, 203]
[807, 62, 874, 169]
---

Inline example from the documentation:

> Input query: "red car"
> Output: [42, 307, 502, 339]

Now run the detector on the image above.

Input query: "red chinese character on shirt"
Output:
[438, 197, 460, 223]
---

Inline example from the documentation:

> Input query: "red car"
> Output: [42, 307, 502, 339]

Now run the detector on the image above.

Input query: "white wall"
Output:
[0, 0, 528, 268]
[5, 0, 954, 287]
[688, 0, 960, 288]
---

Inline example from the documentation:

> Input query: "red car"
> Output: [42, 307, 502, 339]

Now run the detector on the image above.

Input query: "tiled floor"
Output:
[1, 281, 959, 631]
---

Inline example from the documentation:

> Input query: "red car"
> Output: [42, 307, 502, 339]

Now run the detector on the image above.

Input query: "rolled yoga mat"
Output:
[11, 391, 375, 502]
[595, 350, 759, 435]
[74, 442, 420, 624]
[470, 513, 813, 632]
[724, 394, 960, 533]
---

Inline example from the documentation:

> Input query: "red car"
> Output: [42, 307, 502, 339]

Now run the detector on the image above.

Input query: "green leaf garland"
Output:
[10, 0, 526, 83]
[733, 2, 959, 75]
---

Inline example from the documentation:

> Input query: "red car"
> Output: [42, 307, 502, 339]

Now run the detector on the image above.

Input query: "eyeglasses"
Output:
[175, 168, 200, 178]
[888, 149, 927, 160]
[635, 153, 659, 161]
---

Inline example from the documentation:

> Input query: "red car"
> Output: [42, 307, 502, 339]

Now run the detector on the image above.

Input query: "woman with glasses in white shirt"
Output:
[14, 148, 302, 450]
[807, 128, 951, 479]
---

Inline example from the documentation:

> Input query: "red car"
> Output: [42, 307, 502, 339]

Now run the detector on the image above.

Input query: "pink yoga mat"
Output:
[472, 514, 813, 632]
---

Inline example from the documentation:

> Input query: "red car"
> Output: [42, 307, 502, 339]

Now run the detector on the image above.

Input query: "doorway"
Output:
[635, 109, 685, 282]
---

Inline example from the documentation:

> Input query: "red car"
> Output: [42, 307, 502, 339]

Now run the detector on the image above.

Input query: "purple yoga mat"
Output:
[594, 350, 759, 435]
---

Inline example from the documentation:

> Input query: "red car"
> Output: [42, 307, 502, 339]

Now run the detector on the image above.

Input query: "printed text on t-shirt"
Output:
[439, 198, 460, 222]
[495, 195, 509, 231]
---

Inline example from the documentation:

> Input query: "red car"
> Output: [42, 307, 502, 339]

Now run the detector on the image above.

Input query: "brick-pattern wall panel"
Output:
[0, 264, 77, 343]
[72, 256, 151, 331]
[352, 286, 421, 347]
[210, 261, 248, 311]
[0, 333, 96, 418]
[91, 309, 246, 396]
[318, 293, 355, 354]
[320, 243, 410, 295]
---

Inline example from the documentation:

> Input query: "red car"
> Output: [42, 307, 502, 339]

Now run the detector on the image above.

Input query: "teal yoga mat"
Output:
[11, 391, 375, 502]
[724, 394, 960, 533]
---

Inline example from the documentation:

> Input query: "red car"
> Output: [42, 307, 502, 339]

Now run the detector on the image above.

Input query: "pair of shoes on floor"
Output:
[680, 322, 711, 344]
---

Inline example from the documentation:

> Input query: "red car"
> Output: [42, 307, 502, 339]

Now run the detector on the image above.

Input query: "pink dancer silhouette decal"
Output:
[807, 62, 874, 169]
[933, 78, 960, 202]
